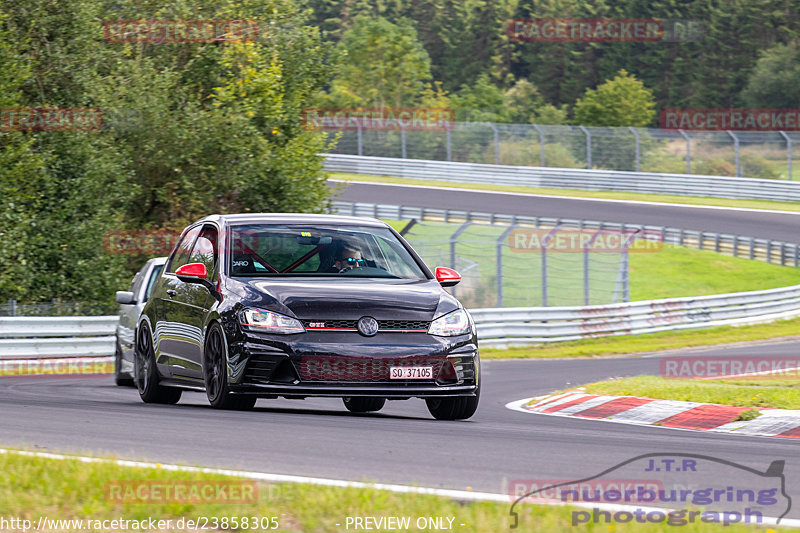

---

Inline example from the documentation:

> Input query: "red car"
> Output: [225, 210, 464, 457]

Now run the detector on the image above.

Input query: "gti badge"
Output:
[357, 316, 379, 337]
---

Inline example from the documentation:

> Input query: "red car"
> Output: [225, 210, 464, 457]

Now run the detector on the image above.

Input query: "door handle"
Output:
[166, 290, 177, 298]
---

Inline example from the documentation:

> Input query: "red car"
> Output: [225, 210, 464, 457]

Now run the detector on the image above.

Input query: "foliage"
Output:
[573, 70, 656, 127]
[741, 41, 800, 108]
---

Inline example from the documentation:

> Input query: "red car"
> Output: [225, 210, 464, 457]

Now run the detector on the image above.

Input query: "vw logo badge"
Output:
[357, 316, 379, 337]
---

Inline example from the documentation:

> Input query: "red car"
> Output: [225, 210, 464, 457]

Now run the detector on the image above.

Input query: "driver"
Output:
[334, 245, 366, 272]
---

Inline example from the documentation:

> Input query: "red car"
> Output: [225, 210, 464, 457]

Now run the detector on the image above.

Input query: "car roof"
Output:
[194, 213, 388, 227]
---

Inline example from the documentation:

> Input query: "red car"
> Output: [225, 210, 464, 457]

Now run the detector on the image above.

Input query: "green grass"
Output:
[0, 450, 779, 532]
[629, 244, 800, 300]
[331, 171, 800, 213]
[480, 316, 800, 359]
[566, 375, 800, 410]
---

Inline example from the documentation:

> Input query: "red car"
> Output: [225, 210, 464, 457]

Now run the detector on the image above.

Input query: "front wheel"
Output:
[343, 397, 385, 413]
[134, 325, 181, 404]
[204, 323, 256, 411]
[425, 386, 479, 420]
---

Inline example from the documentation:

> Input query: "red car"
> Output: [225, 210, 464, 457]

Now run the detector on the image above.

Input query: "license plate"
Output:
[389, 366, 433, 379]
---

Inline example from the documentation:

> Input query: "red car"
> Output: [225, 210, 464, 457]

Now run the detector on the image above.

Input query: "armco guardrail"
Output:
[470, 284, 800, 347]
[0, 316, 117, 358]
[324, 154, 800, 202]
[332, 201, 800, 267]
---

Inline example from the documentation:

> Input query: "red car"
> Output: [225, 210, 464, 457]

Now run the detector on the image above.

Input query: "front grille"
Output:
[379, 320, 429, 330]
[303, 320, 357, 330]
[302, 319, 429, 331]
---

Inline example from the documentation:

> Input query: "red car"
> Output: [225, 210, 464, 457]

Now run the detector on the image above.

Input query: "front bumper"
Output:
[226, 330, 479, 399]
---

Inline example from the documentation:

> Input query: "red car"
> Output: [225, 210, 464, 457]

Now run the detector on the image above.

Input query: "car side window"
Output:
[144, 265, 164, 301]
[168, 226, 202, 272]
[187, 226, 217, 279]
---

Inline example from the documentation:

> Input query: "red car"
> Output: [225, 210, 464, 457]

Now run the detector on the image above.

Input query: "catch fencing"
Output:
[324, 154, 800, 202]
[326, 121, 800, 179]
[471, 284, 800, 347]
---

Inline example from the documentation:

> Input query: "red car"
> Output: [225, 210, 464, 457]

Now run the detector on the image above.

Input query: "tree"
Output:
[573, 70, 655, 127]
[742, 42, 800, 108]
[322, 16, 433, 108]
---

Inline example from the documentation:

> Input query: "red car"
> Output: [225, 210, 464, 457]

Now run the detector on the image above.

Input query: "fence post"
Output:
[449, 222, 471, 297]
[678, 129, 691, 174]
[533, 124, 546, 166]
[488, 122, 500, 165]
[349, 117, 363, 157]
[629, 127, 641, 171]
[446, 127, 453, 162]
[780, 131, 792, 180]
[400, 122, 407, 159]
[496, 225, 516, 306]
[8, 299, 16, 317]
[579, 126, 592, 169]
[727, 130, 740, 176]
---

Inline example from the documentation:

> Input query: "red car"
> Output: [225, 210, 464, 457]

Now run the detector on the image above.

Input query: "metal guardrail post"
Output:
[727, 130, 740, 176]
[450, 222, 471, 297]
[579, 126, 592, 169]
[780, 131, 792, 180]
[400, 122, 407, 159]
[496, 225, 517, 306]
[678, 129, 691, 174]
[487, 122, 499, 165]
[629, 127, 641, 171]
[533, 124, 545, 166]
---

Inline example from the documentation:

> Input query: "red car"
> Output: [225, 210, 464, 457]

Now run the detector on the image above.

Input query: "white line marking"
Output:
[6, 448, 798, 528]
[331, 179, 800, 216]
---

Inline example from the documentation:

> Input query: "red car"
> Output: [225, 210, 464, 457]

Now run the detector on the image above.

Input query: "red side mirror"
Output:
[435, 266, 461, 287]
[175, 262, 207, 280]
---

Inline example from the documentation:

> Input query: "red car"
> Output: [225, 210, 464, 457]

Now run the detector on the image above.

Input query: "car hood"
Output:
[228, 277, 459, 321]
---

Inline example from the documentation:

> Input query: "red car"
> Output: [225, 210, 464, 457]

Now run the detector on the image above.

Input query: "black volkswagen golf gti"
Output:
[135, 214, 480, 420]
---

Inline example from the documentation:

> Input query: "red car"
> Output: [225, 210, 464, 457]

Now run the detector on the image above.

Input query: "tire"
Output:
[114, 345, 134, 387]
[425, 384, 480, 421]
[204, 322, 256, 410]
[343, 397, 385, 413]
[134, 324, 182, 404]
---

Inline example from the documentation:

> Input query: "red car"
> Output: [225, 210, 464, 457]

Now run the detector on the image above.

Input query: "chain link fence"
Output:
[402, 221, 630, 308]
[327, 121, 800, 179]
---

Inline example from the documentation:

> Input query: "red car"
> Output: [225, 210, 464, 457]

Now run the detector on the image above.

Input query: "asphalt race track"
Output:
[332, 181, 800, 242]
[3, 183, 800, 522]
[2, 343, 799, 518]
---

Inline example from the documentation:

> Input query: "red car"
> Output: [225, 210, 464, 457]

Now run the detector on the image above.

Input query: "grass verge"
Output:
[0, 450, 778, 532]
[480, 317, 800, 359]
[331, 172, 800, 213]
[566, 375, 800, 410]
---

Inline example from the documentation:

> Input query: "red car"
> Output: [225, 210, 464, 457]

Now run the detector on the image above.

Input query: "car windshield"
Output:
[229, 224, 427, 279]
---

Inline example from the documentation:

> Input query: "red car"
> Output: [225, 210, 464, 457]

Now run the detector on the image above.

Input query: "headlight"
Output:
[239, 308, 305, 334]
[428, 309, 471, 337]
